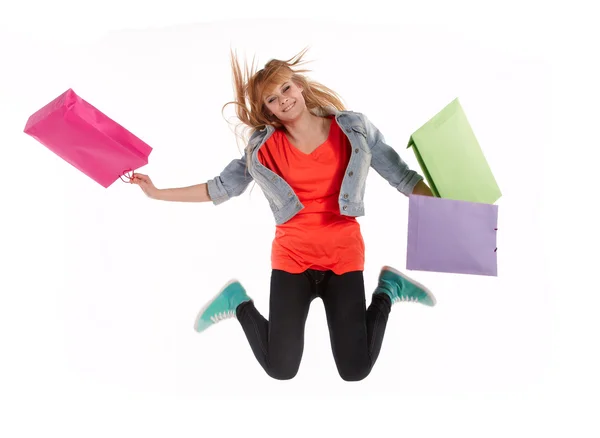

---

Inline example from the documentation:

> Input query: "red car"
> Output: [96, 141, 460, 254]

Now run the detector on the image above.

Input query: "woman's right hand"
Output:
[131, 173, 160, 199]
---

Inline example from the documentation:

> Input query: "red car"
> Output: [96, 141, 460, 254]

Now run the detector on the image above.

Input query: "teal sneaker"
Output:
[193, 279, 251, 333]
[375, 266, 436, 306]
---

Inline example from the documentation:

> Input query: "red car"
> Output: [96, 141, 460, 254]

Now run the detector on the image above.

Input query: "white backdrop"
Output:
[0, 3, 597, 438]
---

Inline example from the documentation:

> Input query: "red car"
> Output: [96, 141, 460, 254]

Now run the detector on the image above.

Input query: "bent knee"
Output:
[267, 368, 299, 381]
[266, 360, 301, 381]
[338, 365, 371, 382]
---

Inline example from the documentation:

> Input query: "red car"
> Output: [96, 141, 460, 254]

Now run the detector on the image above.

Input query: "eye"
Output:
[283, 85, 290, 92]
[268, 97, 275, 103]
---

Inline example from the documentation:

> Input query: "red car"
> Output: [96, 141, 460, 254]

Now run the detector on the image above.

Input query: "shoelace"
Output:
[392, 295, 419, 304]
[210, 310, 235, 323]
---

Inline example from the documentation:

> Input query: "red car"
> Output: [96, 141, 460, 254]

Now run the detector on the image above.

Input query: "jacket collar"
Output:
[249, 106, 351, 149]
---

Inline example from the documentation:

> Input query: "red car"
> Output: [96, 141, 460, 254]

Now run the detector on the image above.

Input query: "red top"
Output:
[257, 117, 365, 275]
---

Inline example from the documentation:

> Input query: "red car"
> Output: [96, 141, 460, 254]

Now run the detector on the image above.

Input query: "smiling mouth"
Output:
[282, 102, 295, 112]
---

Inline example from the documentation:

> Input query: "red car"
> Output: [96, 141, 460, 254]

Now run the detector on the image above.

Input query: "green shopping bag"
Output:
[407, 98, 501, 204]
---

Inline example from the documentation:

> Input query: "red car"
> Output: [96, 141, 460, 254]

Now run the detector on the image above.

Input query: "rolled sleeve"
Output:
[206, 176, 231, 205]
[362, 114, 424, 196]
[206, 152, 253, 206]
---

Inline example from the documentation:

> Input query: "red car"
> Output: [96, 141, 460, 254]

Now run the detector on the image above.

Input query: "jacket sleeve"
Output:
[206, 148, 254, 205]
[361, 113, 423, 196]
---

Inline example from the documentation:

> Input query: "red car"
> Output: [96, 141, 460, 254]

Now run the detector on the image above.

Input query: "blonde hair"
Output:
[222, 47, 347, 160]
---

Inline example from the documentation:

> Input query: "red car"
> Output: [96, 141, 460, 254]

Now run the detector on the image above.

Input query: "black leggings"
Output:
[235, 268, 392, 381]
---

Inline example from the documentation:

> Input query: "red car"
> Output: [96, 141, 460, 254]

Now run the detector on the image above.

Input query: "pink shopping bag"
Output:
[24, 88, 153, 188]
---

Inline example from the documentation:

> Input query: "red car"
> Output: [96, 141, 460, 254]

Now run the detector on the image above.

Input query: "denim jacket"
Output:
[206, 107, 423, 225]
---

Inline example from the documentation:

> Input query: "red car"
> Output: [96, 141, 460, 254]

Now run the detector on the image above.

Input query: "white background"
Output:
[1, 1, 597, 437]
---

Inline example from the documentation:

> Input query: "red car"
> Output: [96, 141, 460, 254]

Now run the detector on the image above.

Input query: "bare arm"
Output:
[154, 183, 211, 202]
[132, 149, 253, 205]
[131, 174, 211, 202]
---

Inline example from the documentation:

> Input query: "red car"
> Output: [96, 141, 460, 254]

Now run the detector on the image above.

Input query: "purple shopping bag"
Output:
[406, 195, 498, 276]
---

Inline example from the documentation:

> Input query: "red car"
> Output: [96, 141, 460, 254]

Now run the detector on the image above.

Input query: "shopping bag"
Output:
[24, 88, 153, 188]
[407, 98, 501, 204]
[406, 195, 499, 276]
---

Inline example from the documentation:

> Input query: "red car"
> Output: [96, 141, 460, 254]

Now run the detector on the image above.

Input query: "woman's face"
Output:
[263, 78, 305, 122]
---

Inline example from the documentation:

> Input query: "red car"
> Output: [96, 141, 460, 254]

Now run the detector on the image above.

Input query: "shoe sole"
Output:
[193, 278, 241, 332]
[382, 265, 437, 306]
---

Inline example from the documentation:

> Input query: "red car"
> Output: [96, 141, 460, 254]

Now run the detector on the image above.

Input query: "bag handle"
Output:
[494, 228, 498, 252]
[119, 169, 134, 183]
